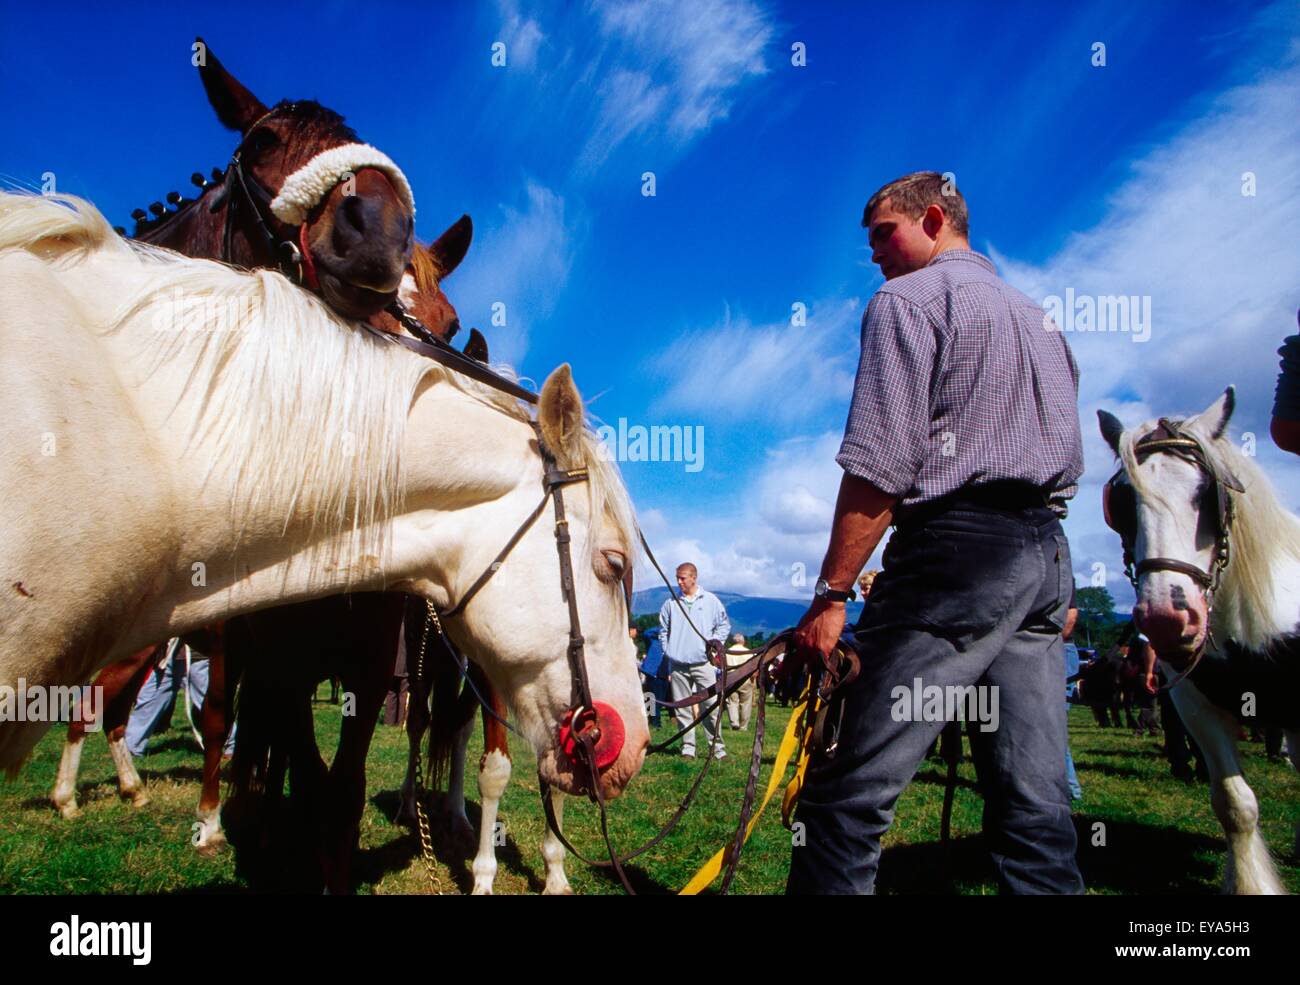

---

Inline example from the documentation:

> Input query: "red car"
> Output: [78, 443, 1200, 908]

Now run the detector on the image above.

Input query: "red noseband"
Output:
[558, 701, 625, 771]
[298, 223, 320, 291]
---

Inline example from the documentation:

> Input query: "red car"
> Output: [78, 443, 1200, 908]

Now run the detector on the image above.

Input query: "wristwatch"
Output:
[814, 577, 857, 603]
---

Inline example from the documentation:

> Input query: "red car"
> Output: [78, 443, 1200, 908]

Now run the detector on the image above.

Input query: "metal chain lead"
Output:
[411, 598, 444, 894]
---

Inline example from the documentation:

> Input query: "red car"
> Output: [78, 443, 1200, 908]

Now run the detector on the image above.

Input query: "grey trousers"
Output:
[787, 505, 1084, 895]
[670, 661, 721, 756]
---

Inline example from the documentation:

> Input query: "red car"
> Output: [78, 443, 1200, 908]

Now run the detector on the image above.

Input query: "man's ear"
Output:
[923, 203, 948, 239]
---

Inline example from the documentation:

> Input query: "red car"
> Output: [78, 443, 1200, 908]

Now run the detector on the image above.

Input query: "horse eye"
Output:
[602, 550, 626, 577]
[249, 128, 278, 152]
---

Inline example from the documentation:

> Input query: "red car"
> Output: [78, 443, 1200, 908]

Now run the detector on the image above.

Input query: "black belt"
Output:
[894, 481, 1052, 528]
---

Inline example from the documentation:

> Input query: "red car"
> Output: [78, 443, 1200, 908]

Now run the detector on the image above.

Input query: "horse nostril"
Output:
[332, 195, 368, 254]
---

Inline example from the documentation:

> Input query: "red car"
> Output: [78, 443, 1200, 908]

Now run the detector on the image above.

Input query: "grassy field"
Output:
[1, 692, 1296, 894]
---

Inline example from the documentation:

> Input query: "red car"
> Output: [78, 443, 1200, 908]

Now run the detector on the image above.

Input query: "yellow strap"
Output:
[678, 687, 813, 895]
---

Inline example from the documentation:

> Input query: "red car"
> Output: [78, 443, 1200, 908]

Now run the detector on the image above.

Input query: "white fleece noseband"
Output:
[269, 142, 416, 225]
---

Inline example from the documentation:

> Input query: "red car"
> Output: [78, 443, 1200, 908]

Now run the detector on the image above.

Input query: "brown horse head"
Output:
[137, 38, 414, 320]
[370, 213, 473, 341]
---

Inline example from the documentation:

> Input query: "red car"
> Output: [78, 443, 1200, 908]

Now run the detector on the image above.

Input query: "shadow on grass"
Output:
[368, 789, 549, 895]
[873, 817, 1223, 894]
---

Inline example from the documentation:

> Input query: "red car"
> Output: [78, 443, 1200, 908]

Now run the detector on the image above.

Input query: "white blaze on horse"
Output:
[1100, 388, 1300, 894]
[0, 192, 649, 811]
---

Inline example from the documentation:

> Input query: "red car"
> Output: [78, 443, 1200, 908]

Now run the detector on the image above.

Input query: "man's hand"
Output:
[706, 639, 725, 669]
[788, 598, 847, 677]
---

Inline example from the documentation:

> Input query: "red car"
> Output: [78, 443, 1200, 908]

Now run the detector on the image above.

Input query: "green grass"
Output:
[1, 696, 1296, 894]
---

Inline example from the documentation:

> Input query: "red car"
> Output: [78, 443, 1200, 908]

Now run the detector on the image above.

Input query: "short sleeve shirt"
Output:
[836, 250, 1084, 508]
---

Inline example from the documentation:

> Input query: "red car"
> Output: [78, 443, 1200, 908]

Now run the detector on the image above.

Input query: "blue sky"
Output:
[3, 0, 1298, 606]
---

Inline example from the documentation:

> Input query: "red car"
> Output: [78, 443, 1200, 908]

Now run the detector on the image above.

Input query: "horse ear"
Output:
[1097, 409, 1125, 455]
[539, 363, 585, 467]
[463, 327, 489, 364]
[1189, 386, 1236, 441]
[429, 214, 473, 278]
[195, 37, 269, 133]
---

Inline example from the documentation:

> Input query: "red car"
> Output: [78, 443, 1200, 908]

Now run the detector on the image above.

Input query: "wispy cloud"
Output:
[636, 431, 893, 599]
[646, 40, 1300, 607]
[578, 0, 776, 168]
[494, 0, 546, 70]
[449, 180, 577, 368]
[994, 49, 1300, 603]
[646, 296, 860, 422]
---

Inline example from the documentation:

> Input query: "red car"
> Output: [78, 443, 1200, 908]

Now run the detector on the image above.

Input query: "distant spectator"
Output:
[659, 563, 731, 759]
[639, 626, 670, 728]
[126, 643, 236, 757]
[724, 632, 756, 731]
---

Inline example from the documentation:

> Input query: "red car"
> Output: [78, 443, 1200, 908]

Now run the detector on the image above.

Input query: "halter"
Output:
[1102, 417, 1244, 674]
[137, 103, 414, 291]
[1103, 417, 1241, 597]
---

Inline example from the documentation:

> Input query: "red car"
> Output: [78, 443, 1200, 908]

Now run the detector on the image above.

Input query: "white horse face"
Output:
[418, 365, 649, 801]
[1100, 390, 1236, 659]
[1128, 453, 1216, 655]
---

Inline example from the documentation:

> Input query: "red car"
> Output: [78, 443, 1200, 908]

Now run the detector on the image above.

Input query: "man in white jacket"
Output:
[659, 563, 731, 759]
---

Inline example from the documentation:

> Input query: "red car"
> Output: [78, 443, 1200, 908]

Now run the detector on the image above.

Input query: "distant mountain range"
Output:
[632, 588, 864, 637]
[633, 587, 1123, 638]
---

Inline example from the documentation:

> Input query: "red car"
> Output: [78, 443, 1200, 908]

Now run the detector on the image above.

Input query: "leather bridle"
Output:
[210, 105, 322, 288]
[1103, 417, 1243, 675]
[1103, 417, 1241, 597]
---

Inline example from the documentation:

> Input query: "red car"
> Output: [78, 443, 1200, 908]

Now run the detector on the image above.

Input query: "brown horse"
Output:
[135, 37, 414, 319]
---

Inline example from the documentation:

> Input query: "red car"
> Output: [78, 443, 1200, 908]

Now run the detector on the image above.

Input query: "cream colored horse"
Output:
[0, 193, 649, 809]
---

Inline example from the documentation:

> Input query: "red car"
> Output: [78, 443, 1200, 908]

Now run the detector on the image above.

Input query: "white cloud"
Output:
[578, 0, 775, 167]
[641, 49, 1300, 609]
[635, 431, 894, 600]
[449, 180, 576, 367]
[993, 52, 1300, 607]
[495, 0, 546, 70]
[647, 296, 861, 423]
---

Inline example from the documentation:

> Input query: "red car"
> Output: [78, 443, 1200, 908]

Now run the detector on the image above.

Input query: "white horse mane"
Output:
[1120, 417, 1300, 650]
[0, 192, 638, 580]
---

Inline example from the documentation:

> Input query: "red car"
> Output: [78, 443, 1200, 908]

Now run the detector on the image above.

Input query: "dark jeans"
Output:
[787, 504, 1084, 894]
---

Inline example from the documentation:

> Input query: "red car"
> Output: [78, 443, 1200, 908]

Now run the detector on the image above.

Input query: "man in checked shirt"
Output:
[786, 172, 1085, 894]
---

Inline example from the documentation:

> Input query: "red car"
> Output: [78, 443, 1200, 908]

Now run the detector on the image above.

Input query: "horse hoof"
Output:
[542, 884, 575, 896]
[56, 803, 80, 820]
[470, 882, 494, 896]
[128, 792, 150, 809]
[195, 833, 227, 857]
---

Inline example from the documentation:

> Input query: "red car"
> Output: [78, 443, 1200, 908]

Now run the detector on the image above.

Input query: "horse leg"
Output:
[194, 634, 230, 855]
[52, 732, 85, 818]
[397, 653, 429, 828]
[541, 788, 573, 896]
[471, 677, 512, 895]
[106, 726, 149, 808]
[322, 597, 404, 895]
[106, 647, 160, 808]
[53, 647, 157, 816]
[439, 713, 476, 850]
[1171, 680, 1285, 894]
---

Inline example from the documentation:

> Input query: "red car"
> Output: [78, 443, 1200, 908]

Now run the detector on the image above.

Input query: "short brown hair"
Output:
[862, 171, 969, 237]
[675, 562, 697, 576]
